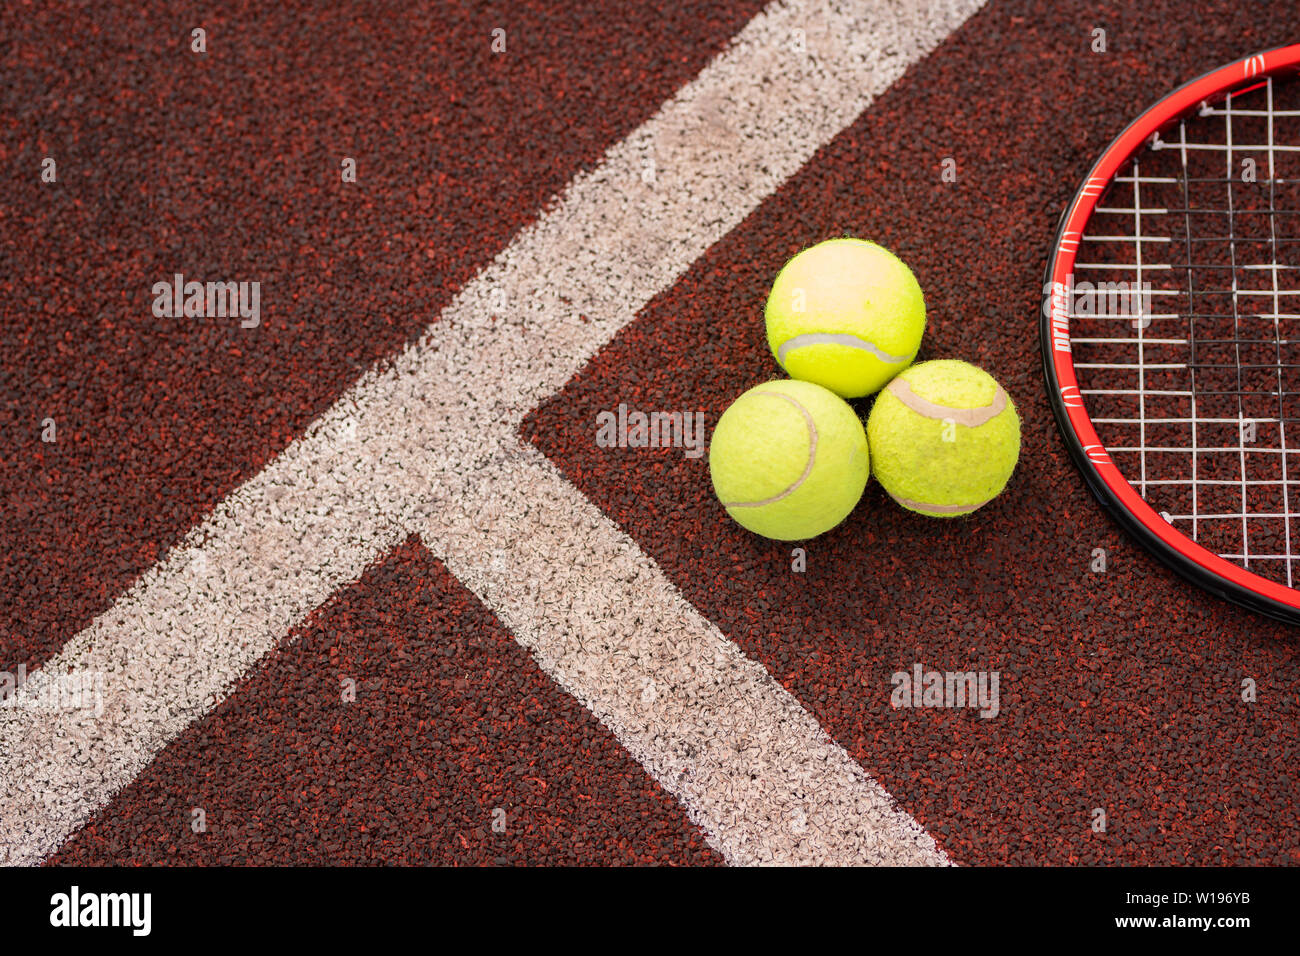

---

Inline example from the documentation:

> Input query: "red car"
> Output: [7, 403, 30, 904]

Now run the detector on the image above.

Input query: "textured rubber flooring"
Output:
[0, 0, 765, 671]
[523, 0, 1300, 864]
[50, 538, 719, 864]
[2, 0, 1298, 865]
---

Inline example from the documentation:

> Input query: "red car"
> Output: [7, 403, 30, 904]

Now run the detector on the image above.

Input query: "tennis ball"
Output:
[765, 237, 926, 398]
[709, 379, 869, 540]
[866, 359, 1020, 517]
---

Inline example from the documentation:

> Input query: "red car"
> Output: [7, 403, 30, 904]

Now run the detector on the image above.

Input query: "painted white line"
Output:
[0, 0, 982, 866]
[423, 447, 946, 865]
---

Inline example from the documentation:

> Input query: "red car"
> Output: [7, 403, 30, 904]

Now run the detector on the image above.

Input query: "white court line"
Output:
[0, 0, 984, 866]
[424, 448, 944, 865]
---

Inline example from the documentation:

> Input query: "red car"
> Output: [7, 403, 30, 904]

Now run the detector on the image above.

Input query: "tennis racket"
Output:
[1042, 44, 1300, 624]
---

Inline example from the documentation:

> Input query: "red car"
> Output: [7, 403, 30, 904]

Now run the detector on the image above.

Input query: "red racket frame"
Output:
[1042, 44, 1300, 624]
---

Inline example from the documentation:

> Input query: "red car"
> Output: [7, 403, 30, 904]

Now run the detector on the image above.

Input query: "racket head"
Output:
[1042, 44, 1300, 624]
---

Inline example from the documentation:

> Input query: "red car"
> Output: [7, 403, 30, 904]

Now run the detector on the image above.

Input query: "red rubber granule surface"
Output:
[523, 0, 1300, 864]
[51, 537, 719, 865]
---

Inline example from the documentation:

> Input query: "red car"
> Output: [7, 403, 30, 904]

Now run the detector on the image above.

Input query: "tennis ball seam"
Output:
[886, 490, 999, 514]
[776, 332, 916, 366]
[886, 377, 1008, 427]
[720, 392, 817, 508]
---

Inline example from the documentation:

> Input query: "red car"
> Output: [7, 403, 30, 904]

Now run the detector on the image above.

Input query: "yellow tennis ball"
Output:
[709, 379, 869, 540]
[866, 359, 1020, 517]
[765, 238, 926, 398]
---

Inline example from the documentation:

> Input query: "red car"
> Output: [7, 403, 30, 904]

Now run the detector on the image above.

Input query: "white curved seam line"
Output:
[723, 393, 817, 508]
[777, 331, 915, 365]
[887, 379, 1008, 427]
[889, 491, 993, 514]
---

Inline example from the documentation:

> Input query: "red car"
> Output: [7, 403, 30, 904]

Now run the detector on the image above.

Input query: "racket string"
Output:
[1072, 72, 1300, 584]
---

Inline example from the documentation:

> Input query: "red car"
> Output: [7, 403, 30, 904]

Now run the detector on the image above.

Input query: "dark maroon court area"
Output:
[3, 0, 1298, 866]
